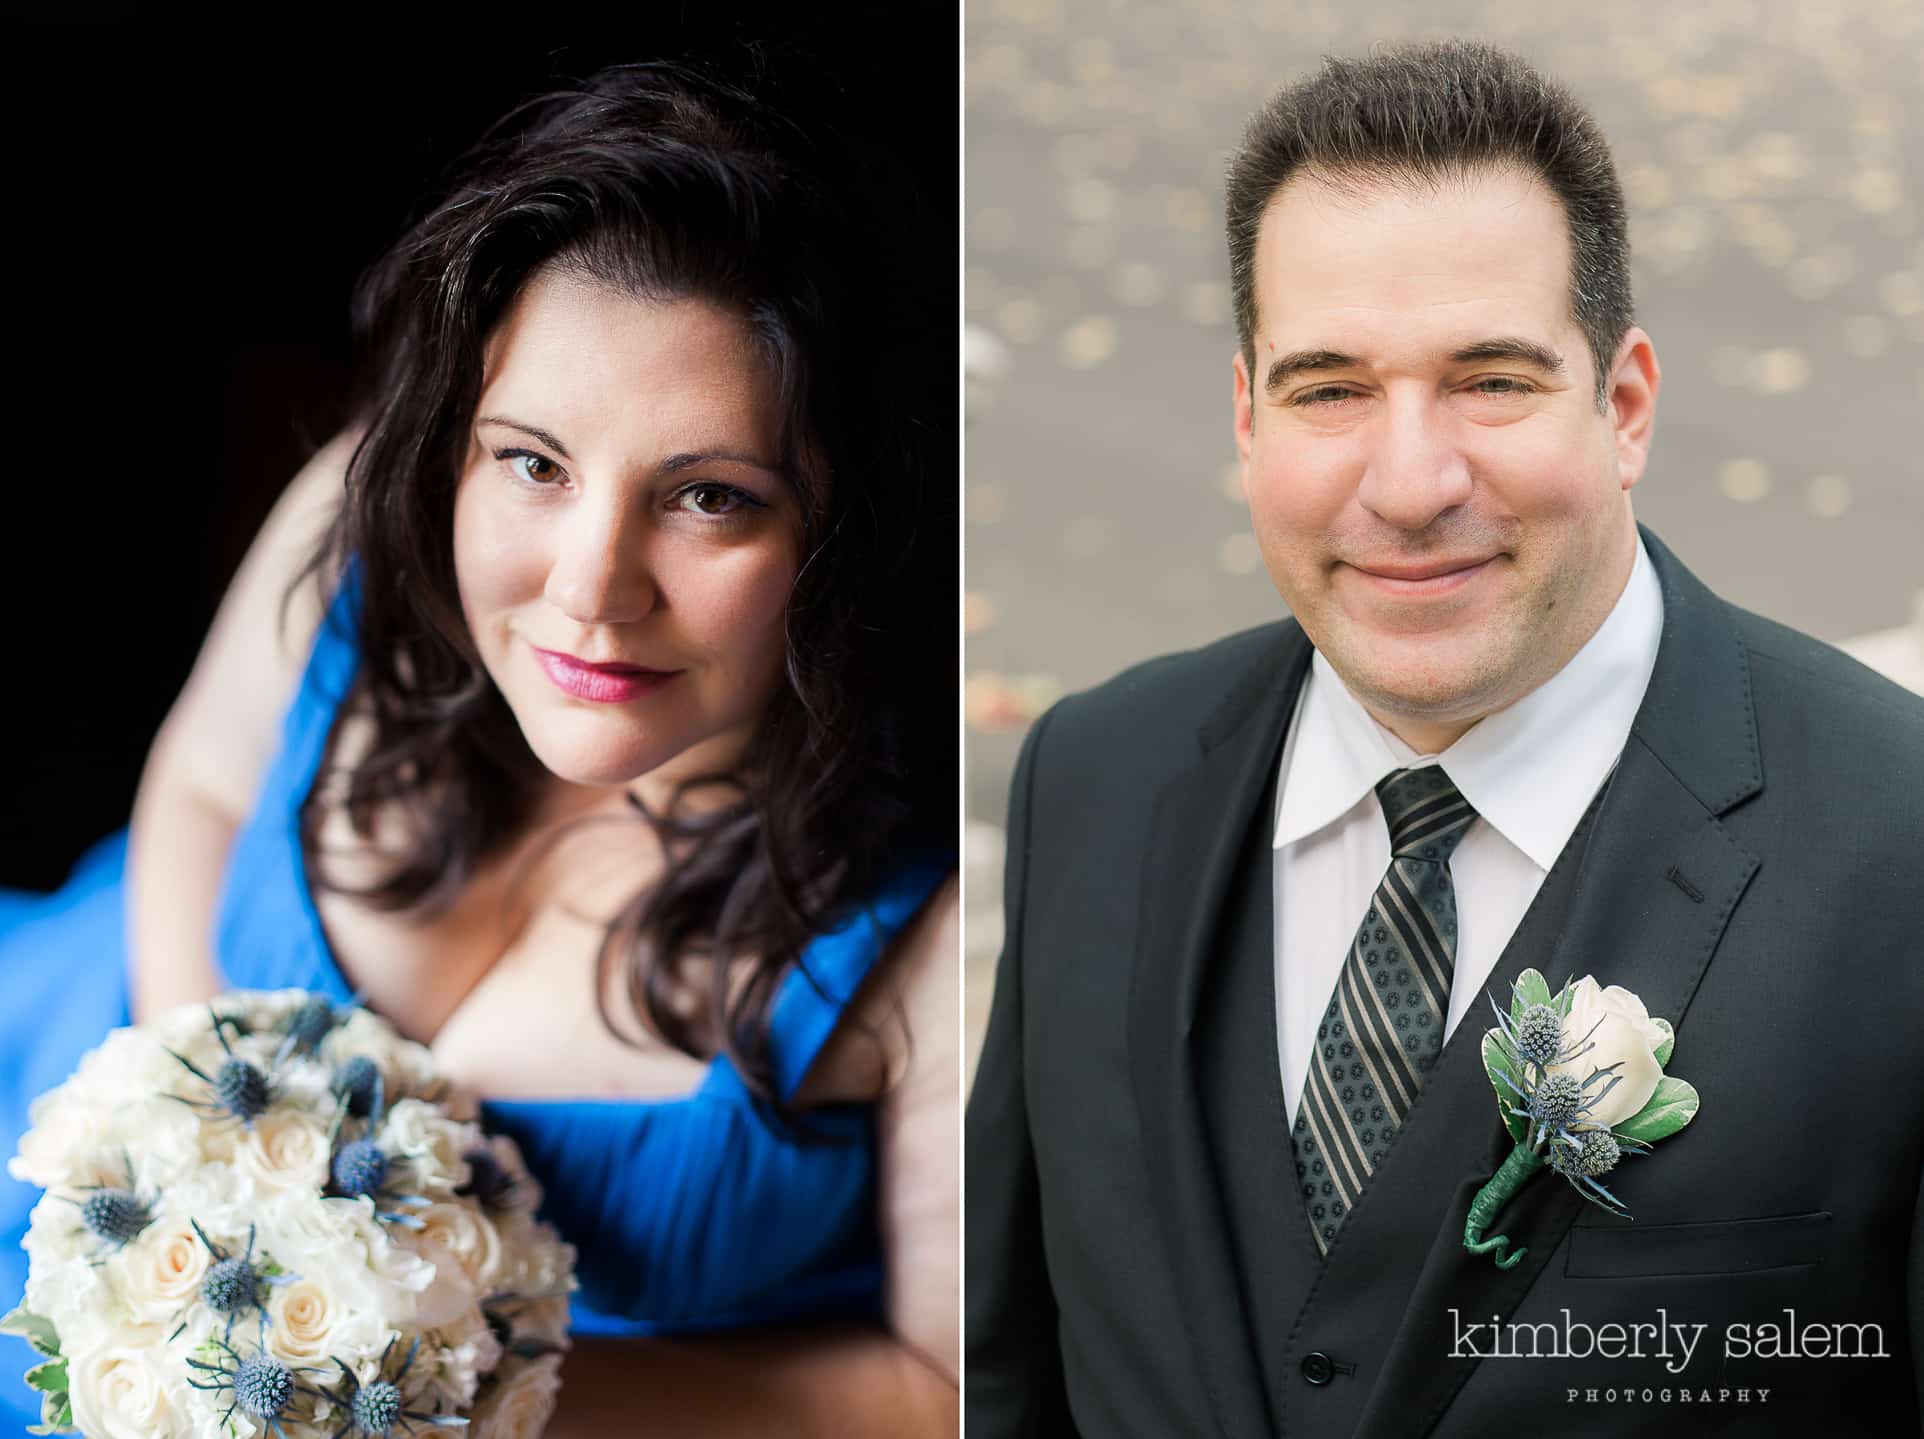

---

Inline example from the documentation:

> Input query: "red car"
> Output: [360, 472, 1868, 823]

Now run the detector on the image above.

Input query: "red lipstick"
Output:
[532, 648, 678, 703]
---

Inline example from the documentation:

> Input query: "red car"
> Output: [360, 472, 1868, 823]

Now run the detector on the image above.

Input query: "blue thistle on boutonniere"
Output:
[1464, 968, 1700, 1268]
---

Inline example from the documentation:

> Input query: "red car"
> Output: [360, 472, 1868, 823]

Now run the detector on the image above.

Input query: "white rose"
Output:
[378, 1101, 481, 1196]
[494, 1211, 577, 1303]
[405, 1201, 506, 1294]
[471, 1353, 564, 1439]
[235, 1109, 332, 1194]
[416, 1304, 506, 1412]
[117, 1219, 212, 1325]
[1548, 976, 1667, 1129]
[68, 1332, 183, 1439]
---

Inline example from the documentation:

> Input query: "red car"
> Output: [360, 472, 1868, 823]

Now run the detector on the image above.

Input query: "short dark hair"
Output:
[298, 61, 953, 1113]
[1225, 40, 1632, 408]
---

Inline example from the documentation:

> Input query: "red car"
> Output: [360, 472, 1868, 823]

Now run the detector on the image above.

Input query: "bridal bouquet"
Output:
[3, 990, 575, 1438]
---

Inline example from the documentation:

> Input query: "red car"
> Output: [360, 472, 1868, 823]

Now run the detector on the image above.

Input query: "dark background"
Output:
[2, 10, 959, 888]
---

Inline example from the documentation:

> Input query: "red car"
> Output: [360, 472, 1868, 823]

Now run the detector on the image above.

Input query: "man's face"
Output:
[1233, 166, 1659, 750]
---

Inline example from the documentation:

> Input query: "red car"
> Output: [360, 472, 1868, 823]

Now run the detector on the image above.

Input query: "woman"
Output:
[0, 60, 958, 1436]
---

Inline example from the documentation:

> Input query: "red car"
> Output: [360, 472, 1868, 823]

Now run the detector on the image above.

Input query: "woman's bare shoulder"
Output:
[791, 872, 959, 1109]
[149, 430, 359, 818]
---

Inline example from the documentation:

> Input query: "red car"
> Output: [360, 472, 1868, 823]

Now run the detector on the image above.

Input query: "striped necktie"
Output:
[1291, 765, 1478, 1256]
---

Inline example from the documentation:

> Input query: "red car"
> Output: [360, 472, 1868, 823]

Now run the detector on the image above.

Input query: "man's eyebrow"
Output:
[1262, 337, 1568, 394]
[475, 414, 573, 461]
[1264, 349, 1360, 394]
[1447, 337, 1567, 374]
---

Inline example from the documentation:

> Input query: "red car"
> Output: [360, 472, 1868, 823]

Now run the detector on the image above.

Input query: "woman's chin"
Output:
[517, 723, 683, 790]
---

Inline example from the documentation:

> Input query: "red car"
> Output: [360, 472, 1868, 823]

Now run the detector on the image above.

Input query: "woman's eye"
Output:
[497, 449, 562, 485]
[676, 483, 759, 518]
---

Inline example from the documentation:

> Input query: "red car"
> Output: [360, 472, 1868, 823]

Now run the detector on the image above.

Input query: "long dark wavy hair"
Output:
[293, 60, 953, 1111]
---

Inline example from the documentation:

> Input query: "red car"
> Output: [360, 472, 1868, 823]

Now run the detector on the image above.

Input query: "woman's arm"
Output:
[541, 877, 962, 1437]
[126, 432, 352, 1022]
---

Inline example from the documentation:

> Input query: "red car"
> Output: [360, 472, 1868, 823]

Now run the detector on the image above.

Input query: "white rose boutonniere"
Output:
[1464, 968, 1701, 1268]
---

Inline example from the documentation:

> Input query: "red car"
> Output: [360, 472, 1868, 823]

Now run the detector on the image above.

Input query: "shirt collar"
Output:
[1273, 532, 1666, 870]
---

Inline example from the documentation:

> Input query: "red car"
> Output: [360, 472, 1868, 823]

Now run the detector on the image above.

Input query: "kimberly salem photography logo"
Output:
[1449, 1307, 1890, 1376]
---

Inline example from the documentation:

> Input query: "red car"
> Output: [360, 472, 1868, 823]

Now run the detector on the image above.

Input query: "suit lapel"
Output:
[1128, 623, 1313, 1438]
[1337, 526, 1765, 1436]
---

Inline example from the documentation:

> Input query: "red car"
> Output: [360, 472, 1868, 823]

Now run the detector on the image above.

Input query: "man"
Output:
[966, 40, 1924, 1438]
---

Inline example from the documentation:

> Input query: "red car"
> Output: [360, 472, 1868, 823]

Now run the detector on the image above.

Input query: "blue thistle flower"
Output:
[331, 1139, 388, 1197]
[184, 1338, 331, 1438]
[324, 1137, 428, 1227]
[79, 1188, 152, 1246]
[1531, 1071, 1584, 1129]
[333, 1056, 384, 1120]
[61, 1152, 159, 1263]
[165, 1007, 277, 1128]
[277, 991, 364, 1066]
[182, 1221, 299, 1345]
[323, 1336, 469, 1437]
[456, 1148, 521, 1212]
[1515, 1003, 1563, 1067]
[234, 1350, 294, 1421]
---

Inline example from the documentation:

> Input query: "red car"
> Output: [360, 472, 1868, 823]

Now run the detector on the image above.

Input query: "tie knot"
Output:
[1375, 766, 1476, 862]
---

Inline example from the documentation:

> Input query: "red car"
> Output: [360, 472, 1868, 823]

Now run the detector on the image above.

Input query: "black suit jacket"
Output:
[967, 526, 1924, 1436]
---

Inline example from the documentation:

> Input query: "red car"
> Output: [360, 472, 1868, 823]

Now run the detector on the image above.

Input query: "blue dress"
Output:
[0, 571, 950, 1432]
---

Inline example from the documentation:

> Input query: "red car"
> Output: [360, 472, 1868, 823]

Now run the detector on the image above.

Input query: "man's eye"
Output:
[1293, 385, 1357, 407]
[1471, 377, 1534, 396]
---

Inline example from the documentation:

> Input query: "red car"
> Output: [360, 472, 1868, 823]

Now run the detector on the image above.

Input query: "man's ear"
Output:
[1606, 327, 1661, 493]
[1232, 348, 1255, 499]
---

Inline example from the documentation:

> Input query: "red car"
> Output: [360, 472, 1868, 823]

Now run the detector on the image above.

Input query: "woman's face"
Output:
[453, 270, 799, 796]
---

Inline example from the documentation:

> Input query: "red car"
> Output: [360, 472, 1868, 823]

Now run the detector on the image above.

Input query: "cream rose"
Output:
[235, 1109, 332, 1194]
[264, 1279, 347, 1364]
[471, 1353, 564, 1439]
[118, 1221, 212, 1325]
[68, 1335, 181, 1439]
[407, 1201, 506, 1293]
[1548, 976, 1667, 1129]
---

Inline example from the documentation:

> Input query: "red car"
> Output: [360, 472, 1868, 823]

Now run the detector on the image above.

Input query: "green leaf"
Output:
[1482, 1032, 1529, 1144]
[27, 1384, 73, 1434]
[1614, 1076, 1699, 1144]
[1652, 1017, 1674, 1069]
[25, 1358, 67, 1395]
[1510, 969, 1551, 1025]
[0, 1307, 61, 1360]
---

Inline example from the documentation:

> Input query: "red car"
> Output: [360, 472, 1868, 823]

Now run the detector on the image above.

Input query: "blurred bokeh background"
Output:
[964, 0, 1924, 1074]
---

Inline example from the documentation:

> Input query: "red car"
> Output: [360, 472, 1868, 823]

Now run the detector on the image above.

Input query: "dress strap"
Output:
[769, 855, 953, 1102]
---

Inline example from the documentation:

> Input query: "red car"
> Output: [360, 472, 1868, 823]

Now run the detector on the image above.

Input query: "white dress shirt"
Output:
[1273, 534, 1666, 1131]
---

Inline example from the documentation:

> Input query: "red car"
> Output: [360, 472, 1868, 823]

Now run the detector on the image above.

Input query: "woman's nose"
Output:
[1354, 396, 1474, 531]
[543, 497, 657, 625]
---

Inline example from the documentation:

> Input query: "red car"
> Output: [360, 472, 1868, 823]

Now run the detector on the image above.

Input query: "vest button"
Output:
[1301, 1351, 1335, 1385]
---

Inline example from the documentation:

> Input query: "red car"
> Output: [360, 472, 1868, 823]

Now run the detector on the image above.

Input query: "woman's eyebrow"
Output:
[476, 414, 572, 460]
[660, 450, 780, 475]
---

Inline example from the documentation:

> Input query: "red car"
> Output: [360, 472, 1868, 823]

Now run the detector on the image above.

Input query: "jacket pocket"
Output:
[1564, 1210, 1831, 1279]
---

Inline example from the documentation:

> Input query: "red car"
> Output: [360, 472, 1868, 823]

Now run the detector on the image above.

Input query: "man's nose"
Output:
[543, 496, 658, 624]
[1354, 395, 1474, 530]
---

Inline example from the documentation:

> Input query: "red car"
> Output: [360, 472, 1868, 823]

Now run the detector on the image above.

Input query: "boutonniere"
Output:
[1463, 969, 1699, 1268]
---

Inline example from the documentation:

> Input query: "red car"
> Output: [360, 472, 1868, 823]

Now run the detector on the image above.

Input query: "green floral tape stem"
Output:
[1462, 1143, 1545, 1269]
